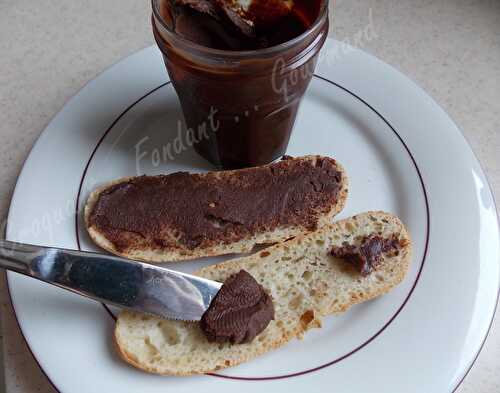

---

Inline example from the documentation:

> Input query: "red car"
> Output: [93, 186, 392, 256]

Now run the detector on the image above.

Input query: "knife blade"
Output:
[0, 239, 222, 321]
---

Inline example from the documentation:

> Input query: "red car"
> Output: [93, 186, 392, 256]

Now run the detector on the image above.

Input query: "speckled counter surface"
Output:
[0, 0, 498, 391]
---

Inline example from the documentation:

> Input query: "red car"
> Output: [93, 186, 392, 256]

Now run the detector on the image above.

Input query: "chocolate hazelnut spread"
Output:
[89, 157, 342, 253]
[162, 0, 320, 50]
[200, 270, 274, 344]
[153, 0, 328, 168]
[331, 235, 403, 276]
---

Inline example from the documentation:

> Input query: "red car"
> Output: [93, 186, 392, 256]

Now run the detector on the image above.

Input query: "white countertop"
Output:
[0, 0, 499, 391]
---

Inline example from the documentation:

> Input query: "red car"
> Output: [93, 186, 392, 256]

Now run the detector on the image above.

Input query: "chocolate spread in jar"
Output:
[331, 235, 404, 276]
[88, 157, 342, 253]
[200, 270, 274, 344]
[153, 0, 328, 168]
[160, 0, 322, 50]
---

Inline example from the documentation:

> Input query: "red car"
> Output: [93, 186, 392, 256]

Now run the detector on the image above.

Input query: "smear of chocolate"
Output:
[200, 270, 274, 344]
[89, 157, 342, 253]
[331, 235, 404, 276]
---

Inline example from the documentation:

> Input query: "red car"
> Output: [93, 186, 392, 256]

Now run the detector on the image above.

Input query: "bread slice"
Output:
[114, 211, 412, 375]
[85, 155, 348, 263]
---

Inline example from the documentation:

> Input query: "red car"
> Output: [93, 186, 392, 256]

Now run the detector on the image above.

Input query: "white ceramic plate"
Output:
[6, 39, 499, 393]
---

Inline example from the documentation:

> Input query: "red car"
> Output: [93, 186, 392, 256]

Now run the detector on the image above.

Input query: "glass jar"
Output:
[152, 0, 329, 169]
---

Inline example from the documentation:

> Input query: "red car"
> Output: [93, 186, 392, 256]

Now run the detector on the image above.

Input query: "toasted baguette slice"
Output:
[85, 155, 348, 263]
[115, 211, 412, 375]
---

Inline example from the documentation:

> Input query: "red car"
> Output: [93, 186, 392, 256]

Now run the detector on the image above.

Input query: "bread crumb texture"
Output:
[115, 211, 412, 375]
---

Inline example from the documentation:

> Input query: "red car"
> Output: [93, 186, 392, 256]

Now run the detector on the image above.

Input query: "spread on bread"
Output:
[200, 270, 274, 344]
[330, 235, 404, 276]
[114, 212, 412, 375]
[87, 156, 344, 257]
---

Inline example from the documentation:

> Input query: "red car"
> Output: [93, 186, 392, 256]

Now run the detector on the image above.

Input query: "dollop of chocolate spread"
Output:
[88, 157, 342, 253]
[331, 235, 403, 276]
[200, 270, 274, 344]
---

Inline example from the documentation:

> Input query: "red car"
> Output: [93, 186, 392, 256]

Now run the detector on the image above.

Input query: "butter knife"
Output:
[0, 239, 222, 321]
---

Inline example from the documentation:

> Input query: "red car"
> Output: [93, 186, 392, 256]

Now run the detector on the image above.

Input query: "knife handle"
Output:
[0, 239, 42, 275]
